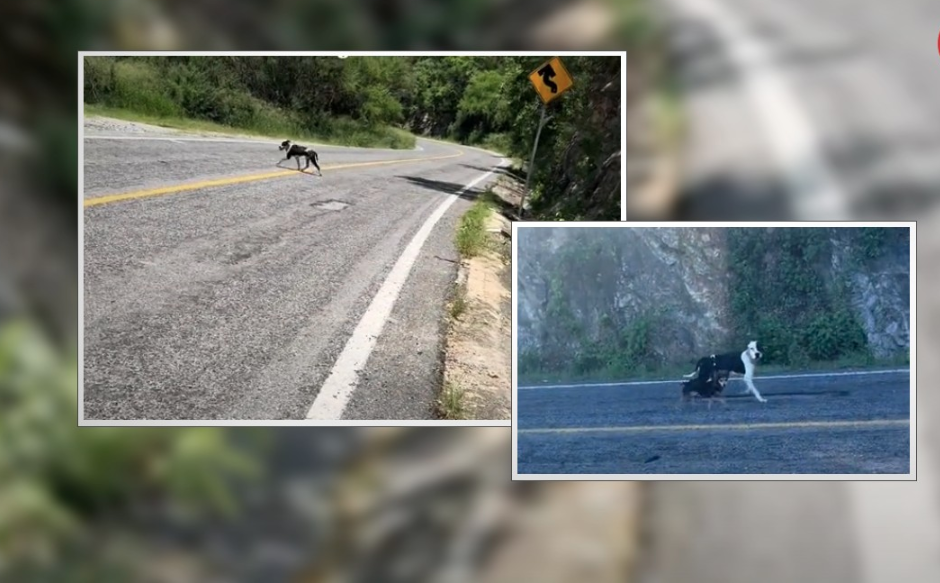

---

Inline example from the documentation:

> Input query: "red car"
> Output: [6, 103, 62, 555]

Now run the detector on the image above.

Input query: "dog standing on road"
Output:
[279, 140, 322, 175]
[683, 340, 766, 402]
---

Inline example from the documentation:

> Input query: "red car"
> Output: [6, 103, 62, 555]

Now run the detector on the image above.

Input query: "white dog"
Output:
[683, 340, 766, 402]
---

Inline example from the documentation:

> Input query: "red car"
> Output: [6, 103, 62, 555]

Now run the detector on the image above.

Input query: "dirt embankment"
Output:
[439, 176, 516, 420]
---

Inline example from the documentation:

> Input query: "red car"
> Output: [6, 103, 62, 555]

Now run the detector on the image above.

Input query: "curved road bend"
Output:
[82, 131, 505, 420]
[637, 0, 937, 581]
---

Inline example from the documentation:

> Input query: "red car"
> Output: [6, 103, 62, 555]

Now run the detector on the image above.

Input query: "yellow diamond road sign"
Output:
[528, 57, 574, 104]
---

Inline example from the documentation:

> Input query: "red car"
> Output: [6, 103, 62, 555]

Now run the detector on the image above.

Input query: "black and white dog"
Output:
[680, 368, 729, 406]
[682, 340, 766, 403]
[278, 140, 322, 175]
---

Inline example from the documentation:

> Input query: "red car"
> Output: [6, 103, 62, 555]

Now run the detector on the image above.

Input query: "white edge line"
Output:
[305, 159, 510, 420]
[78, 53, 85, 424]
[676, 0, 847, 219]
[518, 368, 910, 390]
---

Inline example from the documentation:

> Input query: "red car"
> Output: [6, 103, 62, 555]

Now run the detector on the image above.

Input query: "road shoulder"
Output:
[439, 194, 512, 420]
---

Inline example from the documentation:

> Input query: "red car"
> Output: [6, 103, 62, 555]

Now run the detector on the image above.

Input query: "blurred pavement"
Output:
[1, 0, 937, 580]
[634, 1, 935, 582]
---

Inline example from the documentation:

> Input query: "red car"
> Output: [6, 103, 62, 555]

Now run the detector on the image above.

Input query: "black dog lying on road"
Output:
[680, 368, 728, 404]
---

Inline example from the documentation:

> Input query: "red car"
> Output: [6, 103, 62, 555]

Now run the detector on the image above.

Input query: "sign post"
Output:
[521, 57, 574, 219]
[520, 103, 547, 220]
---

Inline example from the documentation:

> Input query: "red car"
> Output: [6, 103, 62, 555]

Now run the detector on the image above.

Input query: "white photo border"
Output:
[511, 221, 916, 480]
[78, 50, 627, 426]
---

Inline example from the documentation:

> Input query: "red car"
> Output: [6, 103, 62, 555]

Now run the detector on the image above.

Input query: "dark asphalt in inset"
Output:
[83, 131, 504, 420]
[516, 369, 910, 474]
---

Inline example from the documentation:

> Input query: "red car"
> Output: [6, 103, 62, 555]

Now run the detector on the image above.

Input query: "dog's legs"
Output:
[743, 373, 767, 402]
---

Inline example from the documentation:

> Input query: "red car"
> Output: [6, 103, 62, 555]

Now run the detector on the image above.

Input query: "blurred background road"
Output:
[1, 0, 938, 581]
[659, 0, 940, 220]
[633, 1, 938, 581]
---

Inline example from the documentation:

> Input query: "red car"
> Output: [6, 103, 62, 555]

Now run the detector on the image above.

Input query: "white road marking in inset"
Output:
[306, 159, 510, 420]
[670, 0, 849, 219]
[518, 368, 910, 390]
[519, 419, 909, 435]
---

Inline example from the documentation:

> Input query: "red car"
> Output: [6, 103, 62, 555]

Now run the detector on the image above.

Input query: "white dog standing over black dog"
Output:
[682, 340, 767, 403]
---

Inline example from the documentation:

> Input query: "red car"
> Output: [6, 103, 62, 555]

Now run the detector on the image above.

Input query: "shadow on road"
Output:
[397, 175, 485, 201]
[458, 163, 526, 181]
[397, 171, 522, 221]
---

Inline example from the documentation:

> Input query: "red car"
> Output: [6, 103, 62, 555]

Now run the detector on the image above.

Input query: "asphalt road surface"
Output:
[82, 126, 505, 420]
[516, 369, 910, 475]
[632, 0, 938, 581]
[663, 0, 940, 221]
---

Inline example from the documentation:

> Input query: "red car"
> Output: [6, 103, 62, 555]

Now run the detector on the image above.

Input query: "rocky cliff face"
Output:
[517, 227, 910, 369]
[830, 230, 911, 358]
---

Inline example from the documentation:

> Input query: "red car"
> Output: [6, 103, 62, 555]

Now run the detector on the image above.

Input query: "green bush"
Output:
[802, 309, 868, 361]
[517, 349, 543, 377]
[455, 196, 492, 258]
[109, 60, 181, 117]
[0, 320, 262, 578]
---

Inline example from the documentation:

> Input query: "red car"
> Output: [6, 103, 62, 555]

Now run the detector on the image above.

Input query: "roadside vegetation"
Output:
[83, 55, 620, 220]
[437, 382, 469, 421]
[454, 195, 495, 258]
[439, 189, 512, 421]
[519, 228, 911, 385]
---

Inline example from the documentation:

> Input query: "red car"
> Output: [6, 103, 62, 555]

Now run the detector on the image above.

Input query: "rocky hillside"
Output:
[517, 227, 910, 377]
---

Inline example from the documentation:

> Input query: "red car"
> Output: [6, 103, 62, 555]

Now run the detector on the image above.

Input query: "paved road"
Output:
[517, 369, 910, 474]
[636, 0, 939, 581]
[663, 0, 940, 220]
[82, 128, 505, 420]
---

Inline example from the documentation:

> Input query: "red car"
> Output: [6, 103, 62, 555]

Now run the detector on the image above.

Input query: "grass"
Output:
[450, 286, 469, 320]
[437, 382, 468, 420]
[455, 192, 496, 258]
[84, 103, 416, 150]
[517, 352, 911, 386]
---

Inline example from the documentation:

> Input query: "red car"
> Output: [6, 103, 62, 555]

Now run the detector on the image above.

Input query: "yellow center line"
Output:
[519, 419, 910, 435]
[83, 150, 464, 208]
